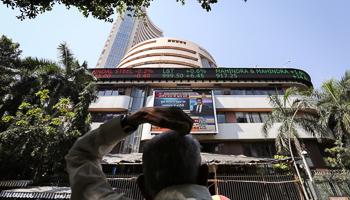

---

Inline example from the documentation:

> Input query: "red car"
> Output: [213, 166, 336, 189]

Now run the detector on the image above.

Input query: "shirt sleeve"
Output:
[65, 115, 131, 200]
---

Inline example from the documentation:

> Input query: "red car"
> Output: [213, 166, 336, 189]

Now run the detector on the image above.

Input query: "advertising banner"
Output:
[152, 90, 217, 134]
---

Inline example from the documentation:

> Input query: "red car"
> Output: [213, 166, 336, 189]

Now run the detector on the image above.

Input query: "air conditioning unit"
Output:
[118, 88, 126, 95]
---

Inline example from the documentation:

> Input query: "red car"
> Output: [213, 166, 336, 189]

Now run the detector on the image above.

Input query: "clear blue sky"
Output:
[1, 0, 349, 89]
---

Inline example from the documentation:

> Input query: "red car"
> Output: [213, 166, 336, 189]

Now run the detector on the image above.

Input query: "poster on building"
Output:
[152, 90, 218, 134]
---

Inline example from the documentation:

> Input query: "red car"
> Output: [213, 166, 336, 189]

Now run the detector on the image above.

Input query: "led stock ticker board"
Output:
[91, 68, 312, 86]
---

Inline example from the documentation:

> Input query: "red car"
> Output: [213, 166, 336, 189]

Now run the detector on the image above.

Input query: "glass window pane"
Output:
[99, 89, 105, 96]
[112, 89, 119, 96]
[105, 89, 113, 96]
[91, 113, 97, 122]
[306, 157, 314, 168]
[249, 113, 261, 123]
[268, 88, 276, 95]
[105, 114, 114, 122]
[237, 89, 245, 95]
[201, 57, 211, 68]
[213, 89, 221, 95]
[277, 88, 284, 95]
[217, 112, 226, 123]
[245, 88, 253, 95]
[231, 89, 239, 95]
[260, 113, 269, 122]
[260, 88, 268, 95]
[96, 113, 105, 122]
[253, 89, 262, 95]
[236, 112, 247, 123]
[113, 114, 120, 118]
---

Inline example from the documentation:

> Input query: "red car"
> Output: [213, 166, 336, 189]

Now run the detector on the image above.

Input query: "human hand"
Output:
[126, 107, 194, 135]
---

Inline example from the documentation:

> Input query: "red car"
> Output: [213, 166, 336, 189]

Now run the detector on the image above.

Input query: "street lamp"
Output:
[284, 60, 290, 68]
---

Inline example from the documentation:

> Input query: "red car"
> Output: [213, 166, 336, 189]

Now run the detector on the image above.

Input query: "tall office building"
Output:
[96, 9, 163, 68]
[90, 37, 333, 171]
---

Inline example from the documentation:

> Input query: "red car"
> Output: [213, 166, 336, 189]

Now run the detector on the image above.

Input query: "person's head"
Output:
[196, 98, 203, 105]
[137, 130, 208, 200]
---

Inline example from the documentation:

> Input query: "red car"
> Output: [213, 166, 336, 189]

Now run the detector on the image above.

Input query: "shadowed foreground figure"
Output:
[65, 107, 211, 200]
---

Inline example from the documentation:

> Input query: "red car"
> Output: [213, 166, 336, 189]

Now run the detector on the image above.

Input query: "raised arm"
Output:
[65, 107, 193, 200]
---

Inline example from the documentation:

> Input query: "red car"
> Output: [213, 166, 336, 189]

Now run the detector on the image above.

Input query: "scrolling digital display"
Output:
[91, 68, 312, 87]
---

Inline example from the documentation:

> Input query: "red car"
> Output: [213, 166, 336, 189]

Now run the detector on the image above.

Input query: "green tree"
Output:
[1, 0, 247, 22]
[66, 83, 97, 136]
[261, 87, 324, 155]
[316, 71, 350, 167]
[0, 36, 48, 131]
[0, 90, 72, 179]
[324, 141, 350, 168]
[273, 155, 293, 175]
[0, 37, 96, 132]
[0, 35, 21, 103]
[0, 36, 98, 179]
[0, 85, 96, 180]
[43, 42, 96, 116]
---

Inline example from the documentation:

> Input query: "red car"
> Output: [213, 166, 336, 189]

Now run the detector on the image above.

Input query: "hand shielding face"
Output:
[127, 107, 194, 135]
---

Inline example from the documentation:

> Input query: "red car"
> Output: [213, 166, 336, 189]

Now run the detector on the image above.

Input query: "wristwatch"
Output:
[120, 115, 138, 134]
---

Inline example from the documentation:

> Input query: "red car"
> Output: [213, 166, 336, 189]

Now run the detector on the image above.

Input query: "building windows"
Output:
[97, 88, 126, 96]
[248, 113, 262, 123]
[259, 113, 270, 122]
[105, 10, 135, 68]
[242, 142, 277, 158]
[216, 112, 226, 123]
[213, 89, 222, 95]
[91, 113, 120, 122]
[245, 88, 254, 95]
[236, 112, 248, 123]
[168, 39, 186, 44]
[236, 112, 270, 123]
[230, 87, 284, 95]
[201, 57, 211, 68]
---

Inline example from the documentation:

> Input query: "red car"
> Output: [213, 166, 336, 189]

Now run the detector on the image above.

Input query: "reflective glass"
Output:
[201, 57, 211, 68]
[245, 88, 253, 95]
[259, 113, 269, 122]
[277, 88, 284, 95]
[99, 89, 105, 96]
[111, 90, 119, 96]
[96, 114, 105, 122]
[268, 89, 276, 95]
[105, 10, 135, 68]
[231, 89, 244, 95]
[105, 114, 114, 122]
[236, 112, 248, 123]
[105, 89, 113, 96]
[91, 113, 97, 122]
[253, 89, 262, 95]
[249, 113, 261, 123]
[260, 88, 268, 95]
[231, 89, 239, 95]
[217, 112, 226, 123]
[213, 89, 222, 95]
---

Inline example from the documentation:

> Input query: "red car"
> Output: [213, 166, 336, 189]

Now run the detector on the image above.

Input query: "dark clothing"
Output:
[191, 104, 211, 116]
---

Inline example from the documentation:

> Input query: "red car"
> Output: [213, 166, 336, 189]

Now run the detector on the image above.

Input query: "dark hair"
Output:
[142, 130, 201, 194]
[196, 98, 202, 101]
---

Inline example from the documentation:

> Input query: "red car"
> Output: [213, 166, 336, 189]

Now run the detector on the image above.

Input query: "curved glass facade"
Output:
[201, 57, 211, 68]
[105, 11, 135, 68]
